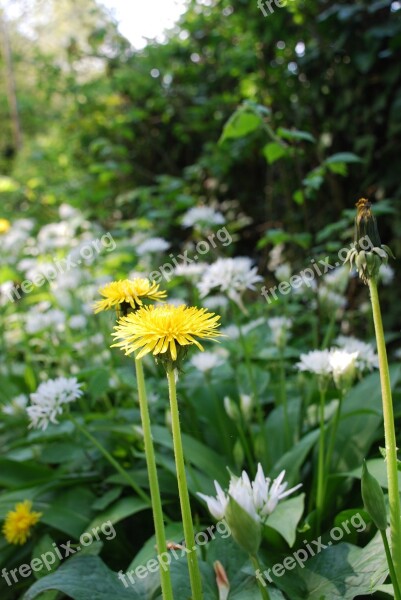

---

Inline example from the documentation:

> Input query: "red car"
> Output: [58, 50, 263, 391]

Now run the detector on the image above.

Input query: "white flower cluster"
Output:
[335, 335, 378, 371]
[26, 377, 83, 430]
[181, 206, 225, 228]
[296, 348, 359, 390]
[189, 351, 226, 372]
[267, 317, 292, 348]
[197, 257, 262, 309]
[136, 237, 170, 256]
[198, 464, 301, 523]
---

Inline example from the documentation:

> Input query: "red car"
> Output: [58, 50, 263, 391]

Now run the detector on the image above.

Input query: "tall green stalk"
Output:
[135, 357, 174, 600]
[369, 279, 401, 585]
[315, 385, 327, 532]
[70, 415, 151, 506]
[167, 367, 204, 600]
[250, 555, 271, 600]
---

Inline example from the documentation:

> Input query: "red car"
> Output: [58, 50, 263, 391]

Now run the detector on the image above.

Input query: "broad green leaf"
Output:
[263, 142, 287, 164]
[277, 127, 315, 143]
[23, 556, 142, 600]
[265, 494, 305, 547]
[324, 152, 362, 165]
[220, 110, 262, 142]
[0, 459, 56, 489]
[87, 497, 149, 531]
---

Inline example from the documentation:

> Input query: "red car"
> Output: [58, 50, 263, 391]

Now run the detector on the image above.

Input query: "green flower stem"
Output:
[135, 357, 174, 600]
[250, 555, 271, 600]
[236, 418, 255, 472]
[167, 367, 204, 600]
[369, 279, 401, 584]
[321, 310, 337, 349]
[324, 391, 344, 476]
[315, 385, 327, 532]
[278, 351, 291, 449]
[204, 374, 232, 458]
[381, 529, 401, 600]
[70, 415, 151, 506]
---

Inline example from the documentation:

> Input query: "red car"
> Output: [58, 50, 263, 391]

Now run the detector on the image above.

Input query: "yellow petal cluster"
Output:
[0, 218, 10, 234]
[2, 500, 42, 545]
[112, 304, 221, 361]
[93, 278, 166, 314]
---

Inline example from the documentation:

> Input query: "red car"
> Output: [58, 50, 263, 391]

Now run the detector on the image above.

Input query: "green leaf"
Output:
[324, 152, 362, 165]
[220, 110, 262, 143]
[87, 497, 149, 531]
[361, 460, 388, 530]
[262, 142, 287, 164]
[32, 535, 61, 580]
[277, 127, 315, 143]
[0, 459, 56, 489]
[292, 190, 304, 205]
[265, 494, 305, 547]
[271, 531, 388, 599]
[23, 556, 142, 600]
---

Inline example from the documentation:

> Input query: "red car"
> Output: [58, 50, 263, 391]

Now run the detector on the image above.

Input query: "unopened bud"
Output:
[214, 561, 230, 600]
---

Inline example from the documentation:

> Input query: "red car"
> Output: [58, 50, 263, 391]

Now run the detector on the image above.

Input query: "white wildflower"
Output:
[197, 464, 302, 523]
[379, 264, 394, 286]
[296, 349, 332, 376]
[197, 257, 262, 310]
[27, 377, 83, 430]
[136, 237, 170, 255]
[2, 394, 28, 416]
[182, 206, 225, 228]
[190, 351, 225, 372]
[328, 349, 359, 390]
[274, 263, 291, 282]
[335, 335, 378, 371]
[268, 317, 292, 348]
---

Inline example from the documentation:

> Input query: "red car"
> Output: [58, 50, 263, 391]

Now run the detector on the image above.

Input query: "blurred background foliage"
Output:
[1, 0, 400, 277]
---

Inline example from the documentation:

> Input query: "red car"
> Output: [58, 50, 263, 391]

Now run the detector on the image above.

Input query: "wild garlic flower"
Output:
[2, 395, 28, 416]
[274, 263, 292, 282]
[296, 349, 332, 376]
[198, 464, 301, 523]
[267, 317, 292, 348]
[335, 335, 379, 371]
[297, 348, 359, 390]
[181, 206, 225, 228]
[379, 264, 394, 286]
[197, 257, 262, 311]
[136, 237, 170, 255]
[189, 351, 225, 372]
[26, 377, 83, 430]
[328, 349, 359, 390]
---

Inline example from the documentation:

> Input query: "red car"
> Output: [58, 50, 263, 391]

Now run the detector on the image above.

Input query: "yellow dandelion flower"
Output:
[93, 278, 167, 315]
[0, 218, 10, 234]
[112, 304, 221, 362]
[2, 500, 42, 545]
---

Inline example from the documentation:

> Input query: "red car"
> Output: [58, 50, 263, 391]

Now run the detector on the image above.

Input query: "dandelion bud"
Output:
[346, 199, 395, 285]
